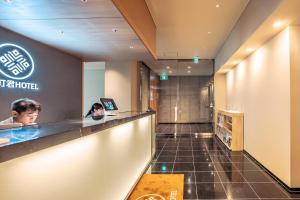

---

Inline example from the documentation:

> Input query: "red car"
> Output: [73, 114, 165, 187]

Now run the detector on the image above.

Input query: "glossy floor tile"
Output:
[145, 123, 296, 200]
[196, 183, 227, 199]
[250, 183, 289, 198]
[217, 171, 246, 183]
[194, 171, 221, 183]
[223, 183, 259, 199]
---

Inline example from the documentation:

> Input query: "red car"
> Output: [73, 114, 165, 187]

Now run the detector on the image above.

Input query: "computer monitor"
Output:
[100, 98, 118, 111]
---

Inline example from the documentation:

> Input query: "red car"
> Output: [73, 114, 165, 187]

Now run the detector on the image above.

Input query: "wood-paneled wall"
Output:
[112, 0, 156, 59]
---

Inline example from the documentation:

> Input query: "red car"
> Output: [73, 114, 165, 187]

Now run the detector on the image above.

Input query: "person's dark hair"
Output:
[11, 98, 41, 114]
[86, 103, 103, 117]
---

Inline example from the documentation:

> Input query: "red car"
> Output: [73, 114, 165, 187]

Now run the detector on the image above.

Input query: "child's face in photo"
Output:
[93, 108, 104, 116]
[13, 110, 39, 125]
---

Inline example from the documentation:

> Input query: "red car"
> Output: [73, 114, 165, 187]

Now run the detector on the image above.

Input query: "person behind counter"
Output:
[0, 98, 41, 129]
[85, 103, 104, 118]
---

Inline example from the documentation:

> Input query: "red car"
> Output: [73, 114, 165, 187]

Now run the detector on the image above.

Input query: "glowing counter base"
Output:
[0, 112, 155, 200]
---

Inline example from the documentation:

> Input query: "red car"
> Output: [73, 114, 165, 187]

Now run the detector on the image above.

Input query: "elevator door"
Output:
[199, 86, 210, 122]
[158, 76, 212, 123]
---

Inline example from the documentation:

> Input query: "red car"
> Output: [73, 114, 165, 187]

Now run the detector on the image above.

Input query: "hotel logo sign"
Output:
[0, 43, 34, 80]
[0, 43, 38, 90]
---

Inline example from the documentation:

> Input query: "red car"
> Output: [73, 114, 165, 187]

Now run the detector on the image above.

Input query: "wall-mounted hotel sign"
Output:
[0, 43, 38, 90]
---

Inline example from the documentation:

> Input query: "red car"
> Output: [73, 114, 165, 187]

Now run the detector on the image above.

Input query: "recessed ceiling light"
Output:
[4, 0, 12, 3]
[112, 28, 118, 33]
[129, 46, 134, 49]
[222, 69, 231, 73]
[273, 21, 282, 29]
[187, 70, 191, 73]
[81, 0, 88, 3]
[187, 66, 192, 69]
[246, 48, 254, 53]
[208, 31, 212, 34]
[216, 4, 220, 8]
[233, 60, 240, 65]
[166, 66, 170, 69]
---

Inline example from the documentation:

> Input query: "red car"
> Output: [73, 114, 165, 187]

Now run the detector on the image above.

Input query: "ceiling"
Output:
[144, 59, 214, 76]
[0, 0, 253, 76]
[0, 0, 151, 61]
[145, 0, 249, 59]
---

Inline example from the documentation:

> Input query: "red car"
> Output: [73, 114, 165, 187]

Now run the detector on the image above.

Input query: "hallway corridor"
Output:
[146, 124, 298, 200]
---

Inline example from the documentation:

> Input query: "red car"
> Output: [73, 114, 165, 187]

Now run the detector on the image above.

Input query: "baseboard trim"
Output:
[243, 150, 300, 193]
[214, 134, 300, 193]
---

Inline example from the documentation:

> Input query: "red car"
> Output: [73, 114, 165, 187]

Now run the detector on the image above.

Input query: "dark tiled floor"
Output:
[146, 123, 295, 200]
[156, 123, 213, 135]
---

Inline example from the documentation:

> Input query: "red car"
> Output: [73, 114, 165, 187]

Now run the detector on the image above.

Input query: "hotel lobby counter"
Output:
[0, 111, 155, 200]
[0, 111, 155, 163]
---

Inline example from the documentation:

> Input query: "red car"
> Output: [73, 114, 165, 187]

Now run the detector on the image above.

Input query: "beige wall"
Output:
[290, 26, 300, 187]
[214, 74, 227, 112]
[226, 28, 291, 186]
[83, 62, 105, 116]
[214, 74, 227, 129]
[105, 61, 138, 112]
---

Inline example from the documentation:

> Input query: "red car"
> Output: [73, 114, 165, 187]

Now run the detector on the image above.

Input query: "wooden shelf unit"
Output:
[216, 109, 244, 151]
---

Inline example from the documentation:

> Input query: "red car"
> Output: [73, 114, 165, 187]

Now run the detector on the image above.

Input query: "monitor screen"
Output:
[100, 98, 118, 111]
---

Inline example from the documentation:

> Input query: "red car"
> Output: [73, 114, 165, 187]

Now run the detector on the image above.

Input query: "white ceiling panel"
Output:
[144, 59, 213, 76]
[146, 0, 249, 59]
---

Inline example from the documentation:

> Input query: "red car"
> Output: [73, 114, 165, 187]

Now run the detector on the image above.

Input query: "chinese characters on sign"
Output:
[0, 43, 39, 90]
[0, 79, 38, 90]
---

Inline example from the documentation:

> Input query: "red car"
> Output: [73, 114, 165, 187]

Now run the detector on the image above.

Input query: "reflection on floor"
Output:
[156, 123, 213, 135]
[146, 123, 299, 200]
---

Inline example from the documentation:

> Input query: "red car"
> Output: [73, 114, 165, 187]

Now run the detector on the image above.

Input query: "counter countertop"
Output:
[0, 111, 155, 163]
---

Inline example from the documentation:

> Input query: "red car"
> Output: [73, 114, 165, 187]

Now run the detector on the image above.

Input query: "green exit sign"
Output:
[194, 56, 199, 64]
[161, 71, 168, 80]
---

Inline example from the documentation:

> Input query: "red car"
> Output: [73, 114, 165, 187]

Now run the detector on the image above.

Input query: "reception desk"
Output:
[0, 112, 156, 200]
